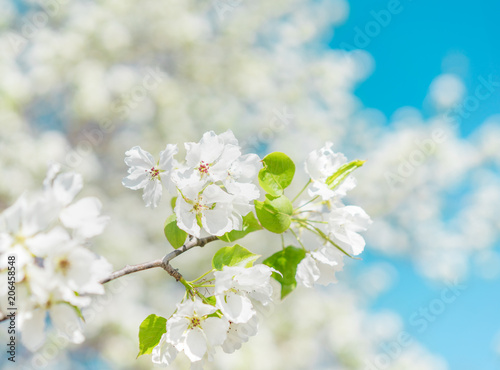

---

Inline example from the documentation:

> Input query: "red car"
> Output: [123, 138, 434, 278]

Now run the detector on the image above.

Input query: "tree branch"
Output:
[100, 235, 219, 284]
[0, 236, 219, 324]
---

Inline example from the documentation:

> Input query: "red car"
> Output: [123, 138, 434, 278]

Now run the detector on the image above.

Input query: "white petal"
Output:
[202, 184, 232, 204]
[122, 171, 149, 190]
[210, 144, 241, 181]
[216, 292, 254, 324]
[192, 299, 217, 317]
[152, 334, 178, 366]
[202, 317, 229, 346]
[345, 231, 366, 255]
[184, 328, 207, 362]
[222, 317, 259, 353]
[159, 144, 178, 170]
[124, 146, 155, 169]
[142, 179, 162, 208]
[199, 131, 224, 164]
[229, 153, 262, 182]
[26, 226, 70, 257]
[60, 197, 109, 238]
[52, 172, 83, 206]
[202, 206, 232, 236]
[175, 198, 200, 237]
[42, 163, 61, 189]
[219, 129, 238, 146]
[49, 304, 85, 344]
[19, 309, 47, 351]
[296, 254, 320, 288]
[166, 316, 188, 344]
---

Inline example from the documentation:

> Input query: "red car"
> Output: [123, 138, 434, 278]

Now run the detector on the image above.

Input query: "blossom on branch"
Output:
[214, 265, 275, 324]
[327, 205, 372, 256]
[296, 247, 344, 288]
[165, 299, 229, 366]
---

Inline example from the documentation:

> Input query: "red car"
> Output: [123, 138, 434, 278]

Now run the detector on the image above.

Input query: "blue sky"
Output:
[331, 0, 500, 136]
[333, 1, 500, 368]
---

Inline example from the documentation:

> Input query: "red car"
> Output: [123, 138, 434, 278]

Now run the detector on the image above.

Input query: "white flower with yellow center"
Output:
[166, 299, 229, 364]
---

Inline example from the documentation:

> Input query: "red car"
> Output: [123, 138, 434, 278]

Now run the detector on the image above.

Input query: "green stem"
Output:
[289, 228, 306, 250]
[195, 290, 215, 306]
[295, 195, 320, 210]
[292, 179, 312, 203]
[302, 222, 357, 259]
[190, 269, 215, 284]
[179, 277, 195, 292]
[291, 218, 328, 224]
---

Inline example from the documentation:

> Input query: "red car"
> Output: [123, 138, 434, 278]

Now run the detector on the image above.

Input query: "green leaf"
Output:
[258, 152, 296, 196]
[204, 296, 217, 306]
[170, 196, 177, 211]
[263, 246, 306, 299]
[137, 314, 167, 358]
[164, 214, 187, 249]
[325, 159, 365, 190]
[219, 212, 263, 242]
[212, 244, 261, 271]
[255, 194, 293, 234]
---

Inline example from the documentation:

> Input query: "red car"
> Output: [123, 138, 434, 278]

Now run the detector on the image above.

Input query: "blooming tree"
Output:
[0, 130, 370, 368]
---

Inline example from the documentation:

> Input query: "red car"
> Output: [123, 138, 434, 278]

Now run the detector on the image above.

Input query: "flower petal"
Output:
[183, 328, 207, 362]
[202, 317, 229, 346]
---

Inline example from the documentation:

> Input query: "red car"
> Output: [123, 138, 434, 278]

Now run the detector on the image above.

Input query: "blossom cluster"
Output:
[122, 132, 371, 368]
[123, 130, 262, 237]
[295, 142, 372, 288]
[0, 164, 111, 351]
[152, 264, 276, 369]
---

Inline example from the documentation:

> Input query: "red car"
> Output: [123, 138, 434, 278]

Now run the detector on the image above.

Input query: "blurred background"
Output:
[1, 0, 500, 369]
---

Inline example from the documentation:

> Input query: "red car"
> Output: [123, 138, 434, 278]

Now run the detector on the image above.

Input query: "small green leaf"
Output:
[219, 212, 263, 242]
[325, 159, 365, 190]
[204, 296, 217, 306]
[64, 301, 85, 322]
[263, 246, 306, 299]
[170, 196, 177, 211]
[258, 152, 296, 196]
[255, 194, 293, 234]
[164, 214, 187, 249]
[212, 244, 261, 271]
[137, 314, 167, 358]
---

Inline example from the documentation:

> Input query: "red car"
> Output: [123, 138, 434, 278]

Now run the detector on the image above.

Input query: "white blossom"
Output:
[175, 183, 234, 237]
[0, 166, 111, 351]
[296, 247, 344, 288]
[225, 153, 263, 185]
[180, 130, 242, 186]
[14, 265, 86, 351]
[214, 265, 275, 324]
[222, 315, 259, 354]
[327, 205, 372, 256]
[166, 299, 229, 364]
[122, 144, 178, 208]
[152, 333, 178, 367]
[305, 142, 356, 200]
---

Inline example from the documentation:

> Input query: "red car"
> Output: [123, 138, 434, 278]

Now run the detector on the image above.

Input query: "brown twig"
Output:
[99, 235, 218, 284]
